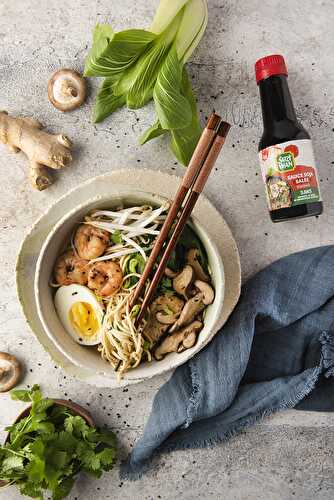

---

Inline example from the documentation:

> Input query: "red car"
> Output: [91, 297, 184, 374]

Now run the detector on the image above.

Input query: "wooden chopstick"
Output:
[136, 120, 231, 325]
[130, 113, 221, 309]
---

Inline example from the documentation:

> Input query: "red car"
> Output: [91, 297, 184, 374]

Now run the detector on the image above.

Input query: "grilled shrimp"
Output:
[74, 224, 110, 260]
[88, 261, 123, 297]
[54, 250, 89, 286]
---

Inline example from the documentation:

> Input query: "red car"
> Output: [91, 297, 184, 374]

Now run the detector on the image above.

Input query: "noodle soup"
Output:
[51, 203, 215, 379]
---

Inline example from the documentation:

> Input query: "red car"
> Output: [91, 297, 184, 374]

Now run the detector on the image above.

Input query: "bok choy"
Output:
[84, 0, 208, 166]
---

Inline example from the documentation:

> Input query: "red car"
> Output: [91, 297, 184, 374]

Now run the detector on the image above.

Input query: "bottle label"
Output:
[259, 139, 321, 211]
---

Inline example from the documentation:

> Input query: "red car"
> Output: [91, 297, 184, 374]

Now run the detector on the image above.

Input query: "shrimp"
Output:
[74, 224, 110, 260]
[88, 261, 123, 297]
[54, 250, 89, 286]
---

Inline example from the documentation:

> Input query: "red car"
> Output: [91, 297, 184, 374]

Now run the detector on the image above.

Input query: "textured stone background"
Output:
[0, 1, 334, 499]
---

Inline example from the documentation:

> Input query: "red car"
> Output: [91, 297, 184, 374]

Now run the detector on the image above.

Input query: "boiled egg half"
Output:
[55, 284, 104, 345]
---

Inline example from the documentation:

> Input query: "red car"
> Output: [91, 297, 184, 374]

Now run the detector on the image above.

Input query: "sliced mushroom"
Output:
[169, 293, 205, 333]
[144, 294, 184, 343]
[165, 267, 178, 278]
[154, 321, 203, 360]
[186, 248, 210, 282]
[173, 265, 194, 299]
[155, 294, 184, 325]
[194, 280, 215, 305]
[48, 69, 86, 112]
[144, 318, 168, 344]
[0, 353, 22, 392]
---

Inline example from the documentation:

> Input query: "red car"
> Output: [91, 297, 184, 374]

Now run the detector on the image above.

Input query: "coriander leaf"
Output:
[10, 389, 32, 402]
[49, 450, 68, 469]
[170, 67, 201, 165]
[54, 430, 78, 450]
[33, 421, 55, 435]
[1, 454, 24, 471]
[64, 415, 89, 436]
[31, 398, 54, 415]
[97, 448, 116, 469]
[158, 276, 173, 294]
[78, 447, 100, 471]
[26, 456, 45, 483]
[93, 78, 126, 123]
[2, 385, 117, 499]
[19, 481, 43, 500]
[153, 46, 192, 130]
[31, 439, 45, 458]
[85, 27, 156, 78]
[139, 119, 168, 145]
[96, 429, 117, 447]
[44, 464, 62, 492]
[52, 476, 75, 500]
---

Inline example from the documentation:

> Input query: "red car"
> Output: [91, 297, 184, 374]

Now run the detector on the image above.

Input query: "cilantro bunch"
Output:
[0, 385, 117, 500]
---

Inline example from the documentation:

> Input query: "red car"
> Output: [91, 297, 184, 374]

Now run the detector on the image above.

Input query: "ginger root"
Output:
[0, 111, 72, 191]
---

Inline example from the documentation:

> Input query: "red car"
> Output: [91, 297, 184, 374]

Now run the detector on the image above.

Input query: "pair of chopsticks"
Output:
[132, 113, 231, 325]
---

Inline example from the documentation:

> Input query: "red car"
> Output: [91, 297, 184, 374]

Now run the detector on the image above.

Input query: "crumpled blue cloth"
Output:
[122, 246, 334, 478]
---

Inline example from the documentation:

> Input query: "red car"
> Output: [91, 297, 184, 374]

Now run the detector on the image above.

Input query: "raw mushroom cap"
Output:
[0, 352, 22, 392]
[48, 69, 86, 112]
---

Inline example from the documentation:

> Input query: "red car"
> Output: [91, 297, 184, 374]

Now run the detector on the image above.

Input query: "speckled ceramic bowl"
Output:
[34, 189, 225, 381]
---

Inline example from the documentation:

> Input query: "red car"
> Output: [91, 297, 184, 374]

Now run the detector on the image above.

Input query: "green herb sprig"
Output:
[0, 385, 116, 500]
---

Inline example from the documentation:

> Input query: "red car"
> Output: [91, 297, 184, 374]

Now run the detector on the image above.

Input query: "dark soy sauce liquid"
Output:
[259, 74, 323, 222]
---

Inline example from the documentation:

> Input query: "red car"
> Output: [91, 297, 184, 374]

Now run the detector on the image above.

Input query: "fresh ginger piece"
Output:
[0, 111, 72, 191]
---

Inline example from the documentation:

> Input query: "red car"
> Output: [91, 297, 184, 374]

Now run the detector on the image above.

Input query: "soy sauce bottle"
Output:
[255, 54, 323, 222]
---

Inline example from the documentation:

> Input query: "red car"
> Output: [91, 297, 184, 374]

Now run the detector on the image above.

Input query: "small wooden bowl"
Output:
[0, 399, 94, 488]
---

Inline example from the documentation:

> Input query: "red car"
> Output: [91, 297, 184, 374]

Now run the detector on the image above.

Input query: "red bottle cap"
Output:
[255, 54, 288, 84]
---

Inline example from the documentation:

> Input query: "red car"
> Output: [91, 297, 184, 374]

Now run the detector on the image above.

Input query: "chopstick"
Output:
[135, 120, 231, 325]
[130, 113, 221, 309]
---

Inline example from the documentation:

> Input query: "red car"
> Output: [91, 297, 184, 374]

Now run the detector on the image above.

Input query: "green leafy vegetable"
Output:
[0, 386, 117, 500]
[170, 68, 201, 164]
[93, 78, 126, 123]
[110, 229, 123, 245]
[85, 28, 156, 78]
[139, 119, 167, 145]
[153, 46, 192, 130]
[158, 277, 174, 294]
[84, 0, 208, 165]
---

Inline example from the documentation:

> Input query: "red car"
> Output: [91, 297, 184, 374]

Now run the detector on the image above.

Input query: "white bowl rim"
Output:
[34, 189, 225, 381]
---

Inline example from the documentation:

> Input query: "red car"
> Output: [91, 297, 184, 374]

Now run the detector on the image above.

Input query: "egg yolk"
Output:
[69, 302, 99, 338]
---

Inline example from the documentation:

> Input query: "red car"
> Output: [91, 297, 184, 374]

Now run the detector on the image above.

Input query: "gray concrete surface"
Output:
[1, 0, 334, 498]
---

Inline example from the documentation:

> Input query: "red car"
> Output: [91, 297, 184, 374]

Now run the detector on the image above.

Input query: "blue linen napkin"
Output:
[122, 246, 334, 478]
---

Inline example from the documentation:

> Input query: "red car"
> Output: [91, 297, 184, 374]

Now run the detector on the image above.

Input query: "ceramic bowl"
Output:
[34, 189, 225, 381]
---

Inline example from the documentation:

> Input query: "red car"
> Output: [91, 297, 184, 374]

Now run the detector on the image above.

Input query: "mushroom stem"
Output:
[0, 366, 10, 377]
